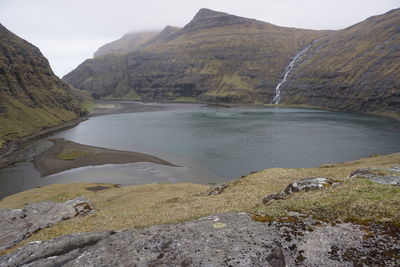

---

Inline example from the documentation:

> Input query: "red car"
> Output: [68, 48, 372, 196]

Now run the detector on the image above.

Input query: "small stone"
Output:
[266, 247, 286, 267]
[262, 193, 287, 205]
[197, 183, 228, 196]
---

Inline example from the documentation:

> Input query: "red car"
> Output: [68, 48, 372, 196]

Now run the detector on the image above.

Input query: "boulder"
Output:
[262, 178, 338, 205]
[350, 166, 400, 185]
[283, 177, 338, 194]
[0, 197, 93, 251]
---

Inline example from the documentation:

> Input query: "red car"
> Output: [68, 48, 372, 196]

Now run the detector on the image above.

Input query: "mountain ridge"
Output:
[63, 8, 327, 103]
[63, 8, 399, 117]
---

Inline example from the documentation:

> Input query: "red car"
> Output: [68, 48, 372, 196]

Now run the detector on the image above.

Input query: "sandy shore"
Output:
[34, 139, 174, 176]
[0, 117, 87, 169]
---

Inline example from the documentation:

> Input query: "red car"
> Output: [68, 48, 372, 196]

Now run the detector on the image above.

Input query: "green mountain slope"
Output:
[63, 8, 327, 103]
[280, 8, 400, 117]
[0, 23, 92, 149]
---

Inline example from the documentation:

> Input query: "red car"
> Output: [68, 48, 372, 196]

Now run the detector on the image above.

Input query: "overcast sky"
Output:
[1, 0, 398, 77]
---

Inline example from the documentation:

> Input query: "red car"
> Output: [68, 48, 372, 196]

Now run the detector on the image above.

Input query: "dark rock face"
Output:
[350, 166, 400, 185]
[63, 9, 326, 103]
[280, 8, 400, 116]
[0, 23, 90, 147]
[1, 213, 399, 266]
[0, 197, 93, 251]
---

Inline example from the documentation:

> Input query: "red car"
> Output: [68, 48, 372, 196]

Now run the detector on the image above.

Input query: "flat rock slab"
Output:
[1, 213, 399, 266]
[350, 166, 400, 185]
[0, 197, 93, 251]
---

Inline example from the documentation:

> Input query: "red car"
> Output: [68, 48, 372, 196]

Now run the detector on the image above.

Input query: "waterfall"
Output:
[272, 39, 320, 104]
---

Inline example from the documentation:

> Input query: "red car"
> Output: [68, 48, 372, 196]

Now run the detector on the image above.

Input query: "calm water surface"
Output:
[1, 107, 400, 198]
[53, 107, 400, 179]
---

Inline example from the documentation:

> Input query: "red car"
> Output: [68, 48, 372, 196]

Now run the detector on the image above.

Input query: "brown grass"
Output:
[56, 149, 89, 160]
[0, 152, 399, 254]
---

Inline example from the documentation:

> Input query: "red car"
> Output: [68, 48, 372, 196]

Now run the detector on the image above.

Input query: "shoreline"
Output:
[0, 116, 88, 169]
[34, 139, 175, 177]
[0, 101, 205, 171]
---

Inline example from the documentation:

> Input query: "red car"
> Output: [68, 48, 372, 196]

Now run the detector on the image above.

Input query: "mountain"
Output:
[94, 31, 159, 57]
[280, 8, 400, 117]
[63, 8, 327, 102]
[0, 23, 91, 149]
[94, 27, 181, 58]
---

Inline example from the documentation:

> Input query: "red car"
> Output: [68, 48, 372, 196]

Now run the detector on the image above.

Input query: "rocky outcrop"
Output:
[0, 197, 93, 251]
[198, 183, 228, 196]
[280, 8, 400, 116]
[0, 23, 91, 149]
[63, 8, 327, 103]
[350, 166, 400, 185]
[1, 213, 399, 266]
[263, 177, 338, 204]
[283, 177, 339, 194]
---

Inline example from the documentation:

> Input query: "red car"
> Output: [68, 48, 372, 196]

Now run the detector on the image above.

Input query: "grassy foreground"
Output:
[0, 152, 399, 254]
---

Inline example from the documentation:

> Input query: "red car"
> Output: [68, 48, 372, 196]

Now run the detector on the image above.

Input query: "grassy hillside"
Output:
[63, 8, 327, 103]
[281, 8, 400, 117]
[0, 23, 92, 149]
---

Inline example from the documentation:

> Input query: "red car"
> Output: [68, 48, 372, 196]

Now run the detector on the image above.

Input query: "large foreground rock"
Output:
[0, 197, 93, 251]
[1, 213, 399, 266]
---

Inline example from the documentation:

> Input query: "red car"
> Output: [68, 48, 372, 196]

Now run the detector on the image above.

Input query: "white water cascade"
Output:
[272, 39, 320, 104]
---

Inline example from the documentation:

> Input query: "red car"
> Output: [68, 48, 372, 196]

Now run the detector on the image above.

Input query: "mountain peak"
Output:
[182, 8, 257, 34]
[193, 8, 228, 20]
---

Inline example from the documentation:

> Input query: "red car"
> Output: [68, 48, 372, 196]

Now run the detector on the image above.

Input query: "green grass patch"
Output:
[56, 149, 89, 160]
[171, 97, 197, 102]
[256, 178, 400, 225]
[48, 192, 81, 202]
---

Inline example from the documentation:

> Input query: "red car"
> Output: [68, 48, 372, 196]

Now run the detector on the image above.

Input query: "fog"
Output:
[0, 0, 398, 77]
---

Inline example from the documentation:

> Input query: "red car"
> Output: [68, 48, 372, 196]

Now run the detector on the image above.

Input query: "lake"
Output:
[54, 106, 400, 178]
[1, 106, 400, 198]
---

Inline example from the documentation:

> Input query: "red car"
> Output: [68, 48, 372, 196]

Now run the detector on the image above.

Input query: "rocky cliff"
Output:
[63, 8, 399, 116]
[0, 23, 91, 149]
[279, 8, 400, 116]
[63, 8, 327, 103]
